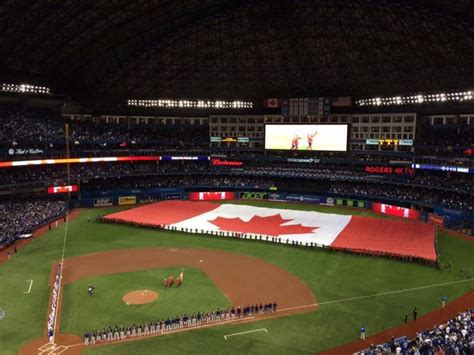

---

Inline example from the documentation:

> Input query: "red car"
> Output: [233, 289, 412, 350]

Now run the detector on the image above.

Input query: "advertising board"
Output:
[118, 196, 137, 205]
[93, 197, 113, 207]
[188, 192, 236, 201]
[239, 191, 269, 200]
[372, 202, 420, 219]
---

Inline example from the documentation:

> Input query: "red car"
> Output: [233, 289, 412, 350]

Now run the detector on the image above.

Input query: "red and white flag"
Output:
[264, 98, 281, 108]
[105, 201, 436, 261]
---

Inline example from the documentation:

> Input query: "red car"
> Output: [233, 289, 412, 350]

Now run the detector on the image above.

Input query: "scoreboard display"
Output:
[265, 124, 348, 151]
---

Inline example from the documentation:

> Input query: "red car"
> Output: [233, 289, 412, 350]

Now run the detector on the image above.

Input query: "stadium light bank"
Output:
[1, 83, 51, 95]
[127, 99, 253, 109]
[356, 89, 473, 106]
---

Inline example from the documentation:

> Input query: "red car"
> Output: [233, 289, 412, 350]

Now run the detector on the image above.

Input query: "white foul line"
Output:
[23, 279, 33, 294]
[224, 328, 268, 340]
[51, 213, 70, 343]
[276, 277, 474, 313]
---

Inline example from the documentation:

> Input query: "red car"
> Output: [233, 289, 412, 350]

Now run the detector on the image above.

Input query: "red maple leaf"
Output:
[208, 214, 317, 237]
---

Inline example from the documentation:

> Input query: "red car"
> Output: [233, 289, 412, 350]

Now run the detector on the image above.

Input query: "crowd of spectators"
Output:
[0, 105, 63, 147]
[2, 104, 474, 158]
[0, 199, 68, 248]
[81, 175, 277, 191]
[0, 161, 472, 193]
[329, 182, 474, 212]
[68, 120, 209, 150]
[415, 125, 474, 157]
[359, 309, 473, 354]
[405, 172, 473, 194]
[240, 165, 368, 181]
[0, 104, 209, 151]
[0, 162, 162, 186]
[0, 158, 472, 211]
[1, 104, 473, 213]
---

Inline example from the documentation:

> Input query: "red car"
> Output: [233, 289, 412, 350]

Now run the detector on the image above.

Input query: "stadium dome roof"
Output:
[0, 0, 473, 106]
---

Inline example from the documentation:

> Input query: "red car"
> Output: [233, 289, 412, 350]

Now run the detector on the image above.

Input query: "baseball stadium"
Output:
[0, 1, 473, 355]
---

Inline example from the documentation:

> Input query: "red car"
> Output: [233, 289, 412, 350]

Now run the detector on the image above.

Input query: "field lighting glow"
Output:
[356, 89, 473, 106]
[127, 99, 253, 109]
[1, 83, 51, 95]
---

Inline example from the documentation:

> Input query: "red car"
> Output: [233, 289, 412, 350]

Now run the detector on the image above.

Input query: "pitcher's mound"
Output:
[122, 290, 158, 305]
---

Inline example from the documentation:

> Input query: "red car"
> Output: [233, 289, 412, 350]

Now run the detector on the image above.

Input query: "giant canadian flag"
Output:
[104, 201, 436, 261]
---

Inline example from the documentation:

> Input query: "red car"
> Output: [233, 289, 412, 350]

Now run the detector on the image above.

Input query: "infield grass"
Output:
[61, 267, 230, 335]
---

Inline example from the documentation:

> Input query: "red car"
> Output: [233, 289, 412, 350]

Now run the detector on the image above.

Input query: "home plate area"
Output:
[104, 200, 436, 261]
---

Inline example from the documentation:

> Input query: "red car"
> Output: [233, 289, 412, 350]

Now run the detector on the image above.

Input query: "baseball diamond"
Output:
[0, 201, 471, 355]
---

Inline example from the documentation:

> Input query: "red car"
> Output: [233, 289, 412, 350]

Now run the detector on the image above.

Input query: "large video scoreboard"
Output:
[264, 124, 348, 151]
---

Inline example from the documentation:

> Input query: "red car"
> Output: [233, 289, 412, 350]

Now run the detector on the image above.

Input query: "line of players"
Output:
[83, 301, 278, 345]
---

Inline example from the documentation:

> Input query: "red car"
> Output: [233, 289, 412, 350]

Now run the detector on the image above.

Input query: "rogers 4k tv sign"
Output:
[239, 192, 269, 200]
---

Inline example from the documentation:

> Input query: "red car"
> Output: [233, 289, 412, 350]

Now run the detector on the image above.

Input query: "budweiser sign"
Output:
[211, 159, 243, 167]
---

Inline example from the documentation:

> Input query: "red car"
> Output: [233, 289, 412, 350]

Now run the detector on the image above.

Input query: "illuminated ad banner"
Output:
[47, 185, 78, 194]
[372, 202, 421, 220]
[188, 192, 236, 201]
[412, 163, 473, 174]
[428, 213, 444, 227]
[366, 139, 413, 146]
[265, 124, 348, 151]
[93, 197, 113, 207]
[161, 156, 210, 161]
[239, 191, 269, 200]
[0, 155, 211, 168]
[365, 166, 415, 176]
[286, 158, 320, 163]
[118, 196, 137, 205]
[210, 137, 249, 143]
[211, 159, 243, 167]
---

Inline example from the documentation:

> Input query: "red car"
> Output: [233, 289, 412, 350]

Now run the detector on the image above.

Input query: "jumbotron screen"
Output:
[264, 124, 348, 151]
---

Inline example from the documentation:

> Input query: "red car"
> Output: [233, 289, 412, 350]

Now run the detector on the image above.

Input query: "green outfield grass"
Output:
[0, 201, 473, 355]
[60, 267, 231, 335]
